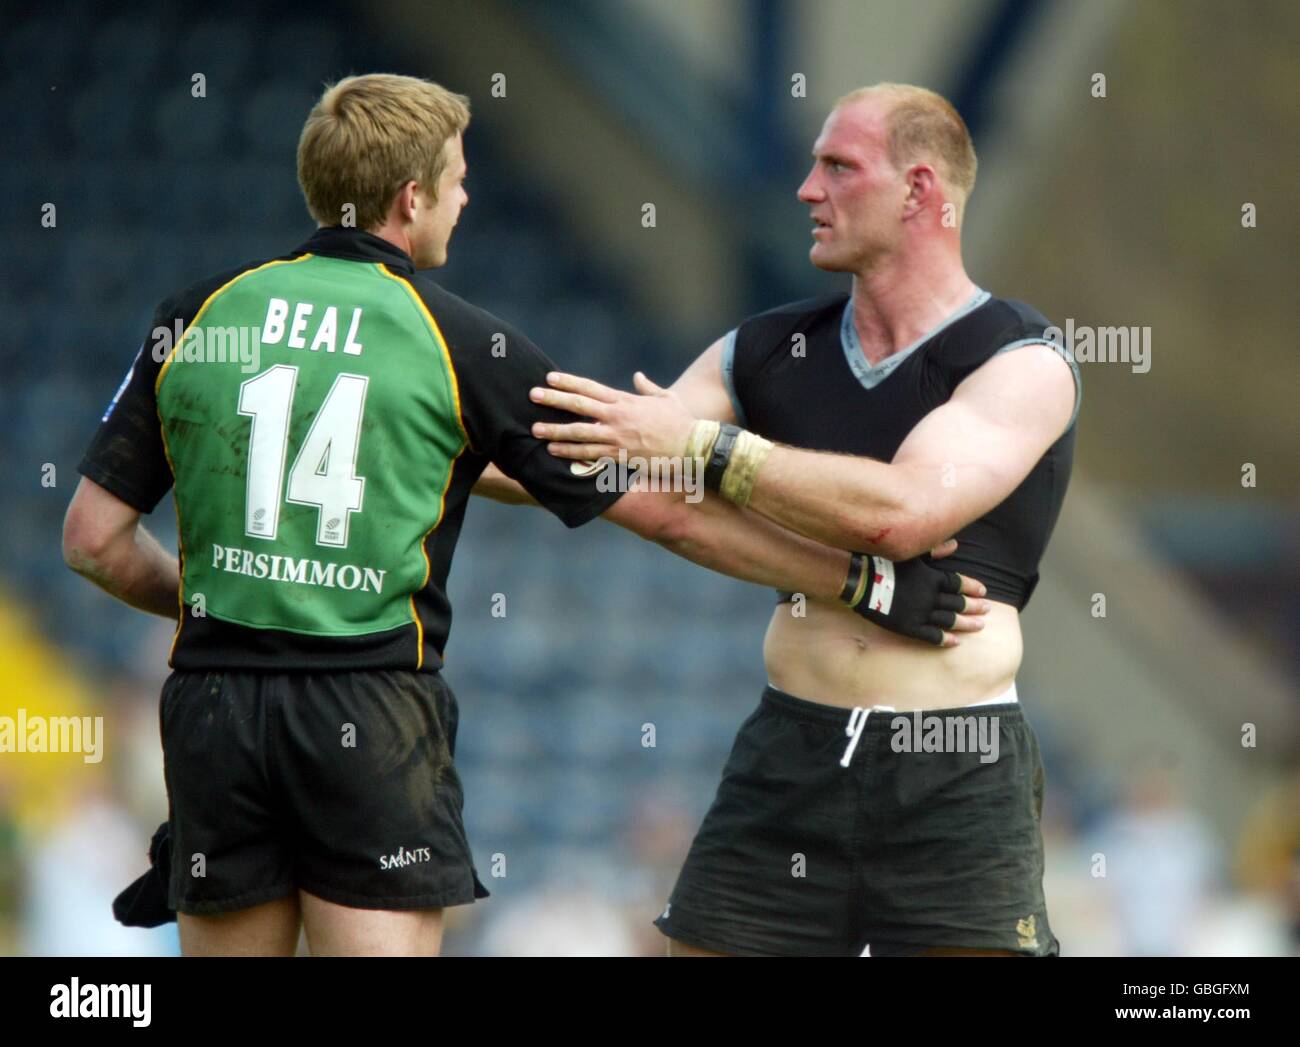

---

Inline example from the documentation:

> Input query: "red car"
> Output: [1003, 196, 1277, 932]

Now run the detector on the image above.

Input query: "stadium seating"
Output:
[0, 0, 764, 902]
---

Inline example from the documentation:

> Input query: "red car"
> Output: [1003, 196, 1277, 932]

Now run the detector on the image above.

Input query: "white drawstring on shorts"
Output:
[840, 704, 895, 767]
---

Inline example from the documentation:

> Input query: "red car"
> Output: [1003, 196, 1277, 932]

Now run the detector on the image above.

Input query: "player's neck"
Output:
[365, 220, 417, 263]
[848, 249, 979, 367]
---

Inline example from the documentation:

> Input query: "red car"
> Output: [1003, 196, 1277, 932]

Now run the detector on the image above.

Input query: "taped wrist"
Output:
[693, 421, 774, 507]
[703, 423, 738, 492]
[685, 419, 722, 468]
[839, 552, 871, 607]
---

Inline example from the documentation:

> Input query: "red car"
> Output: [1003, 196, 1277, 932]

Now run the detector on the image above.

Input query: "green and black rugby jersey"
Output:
[78, 226, 624, 672]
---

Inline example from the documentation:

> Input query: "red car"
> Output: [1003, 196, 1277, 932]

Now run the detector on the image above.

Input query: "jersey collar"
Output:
[841, 287, 991, 391]
[295, 226, 417, 275]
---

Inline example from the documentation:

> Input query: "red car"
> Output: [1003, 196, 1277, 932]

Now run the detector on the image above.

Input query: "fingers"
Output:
[929, 539, 958, 559]
[531, 419, 612, 443]
[544, 371, 623, 403]
[917, 625, 947, 647]
[946, 613, 986, 633]
[632, 371, 666, 395]
[530, 386, 611, 418]
[930, 609, 958, 630]
[936, 591, 991, 615]
[547, 441, 620, 461]
[957, 573, 987, 599]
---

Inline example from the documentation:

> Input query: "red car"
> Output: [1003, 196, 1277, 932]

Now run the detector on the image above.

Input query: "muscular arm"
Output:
[602, 484, 852, 604]
[534, 343, 1076, 561]
[742, 345, 1074, 558]
[601, 339, 984, 621]
[62, 476, 180, 619]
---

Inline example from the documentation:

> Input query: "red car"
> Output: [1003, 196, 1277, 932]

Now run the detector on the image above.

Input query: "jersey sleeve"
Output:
[77, 301, 175, 513]
[982, 302, 1083, 430]
[450, 319, 626, 528]
[718, 328, 748, 426]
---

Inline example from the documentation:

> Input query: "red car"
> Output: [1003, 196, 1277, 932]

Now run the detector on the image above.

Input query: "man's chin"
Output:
[809, 245, 850, 273]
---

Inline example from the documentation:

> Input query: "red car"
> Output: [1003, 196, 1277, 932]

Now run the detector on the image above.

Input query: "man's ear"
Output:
[903, 164, 937, 217]
[395, 180, 420, 221]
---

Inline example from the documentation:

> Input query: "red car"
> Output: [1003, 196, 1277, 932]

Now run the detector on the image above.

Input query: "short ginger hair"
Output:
[837, 83, 978, 215]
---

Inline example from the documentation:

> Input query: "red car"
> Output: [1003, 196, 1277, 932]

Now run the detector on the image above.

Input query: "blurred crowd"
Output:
[3, 588, 1297, 957]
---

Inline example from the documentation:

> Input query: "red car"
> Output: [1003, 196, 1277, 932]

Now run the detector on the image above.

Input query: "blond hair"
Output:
[297, 73, 470, 231]
[836, 83, 977, 214]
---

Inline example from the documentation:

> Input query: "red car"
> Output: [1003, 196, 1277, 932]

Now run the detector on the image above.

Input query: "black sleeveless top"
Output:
[723, 290, 1080, 609]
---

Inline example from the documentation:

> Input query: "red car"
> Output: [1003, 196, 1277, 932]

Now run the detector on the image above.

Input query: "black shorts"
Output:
[655, 686, 1058, 956]
[159, 668, 488, 916]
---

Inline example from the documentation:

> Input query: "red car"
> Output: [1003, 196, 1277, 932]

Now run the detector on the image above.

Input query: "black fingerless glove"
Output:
[840, 552, 965, 646]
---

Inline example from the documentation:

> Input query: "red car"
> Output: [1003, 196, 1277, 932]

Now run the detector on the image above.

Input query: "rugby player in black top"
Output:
[64, 75, 985, 956]
[529, 84, 1081, 956]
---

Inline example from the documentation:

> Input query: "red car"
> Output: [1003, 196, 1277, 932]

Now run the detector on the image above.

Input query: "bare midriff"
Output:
[762, 599, 1022, 711]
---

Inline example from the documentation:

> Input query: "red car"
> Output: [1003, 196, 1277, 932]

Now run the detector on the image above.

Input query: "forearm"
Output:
[631, 490, 851, 603]
[66, 524, 180, 619]
[472, 463, 539, 506]
[744, 444, 935, 559]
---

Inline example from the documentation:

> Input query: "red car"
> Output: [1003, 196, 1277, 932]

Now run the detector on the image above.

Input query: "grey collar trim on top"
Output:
[841, 288, 991, 391]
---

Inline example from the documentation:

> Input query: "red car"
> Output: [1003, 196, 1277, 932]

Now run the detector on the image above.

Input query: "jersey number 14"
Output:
[237, 364, 367, 548]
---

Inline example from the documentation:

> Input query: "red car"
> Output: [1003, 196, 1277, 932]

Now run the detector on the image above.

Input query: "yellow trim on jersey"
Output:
[153, 253, 315, 663]
[410, 449, 463, 670]
[376, 264, 472, 670]
[154, 254, 314, 396]
[375, 264, 470, 448]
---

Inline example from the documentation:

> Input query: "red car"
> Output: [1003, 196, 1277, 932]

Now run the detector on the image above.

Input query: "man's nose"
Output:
[797, 172, 822, 202]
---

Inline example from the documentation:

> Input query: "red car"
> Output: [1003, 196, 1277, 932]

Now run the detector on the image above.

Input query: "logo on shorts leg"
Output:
[1016, 914, 1038, 950]
[379, 845, 432, 870]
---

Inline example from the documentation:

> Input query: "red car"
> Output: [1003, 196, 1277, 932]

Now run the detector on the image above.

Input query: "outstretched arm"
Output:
[531, 342, 1075, 560]
[738, 346, 1074, 558]
[600, 482, 986, 646]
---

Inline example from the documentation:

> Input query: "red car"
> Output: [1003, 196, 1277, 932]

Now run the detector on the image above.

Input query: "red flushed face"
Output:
[797, 101, 907, 273]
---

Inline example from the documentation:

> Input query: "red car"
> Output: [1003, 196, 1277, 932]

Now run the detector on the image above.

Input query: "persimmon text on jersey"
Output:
[211, 543, 387, 593]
